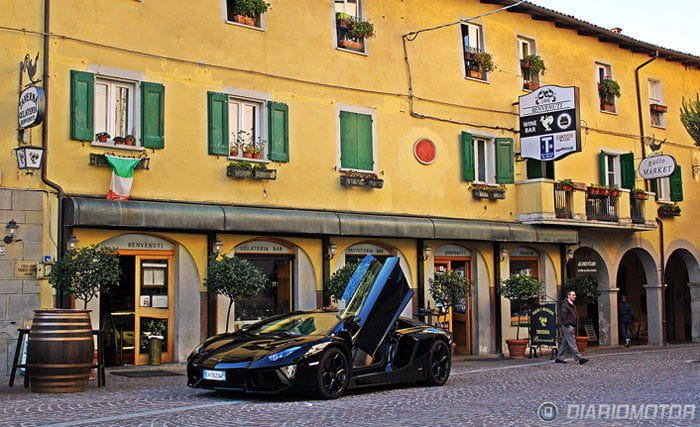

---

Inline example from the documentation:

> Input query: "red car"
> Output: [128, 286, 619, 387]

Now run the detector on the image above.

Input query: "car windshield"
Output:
[244, 312, 339, 337]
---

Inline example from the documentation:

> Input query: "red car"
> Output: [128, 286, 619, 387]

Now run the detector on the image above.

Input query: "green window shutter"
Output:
[140, 81, 165, 149]
[340, 111, 373, 170]
[599, 152, 607, 185]
[670, 166, 683, 202]
[620, 152, 635, 189]
[651, 178, 658, 200]
[207, 92, 229, 156]
[461, 132, 474, 181]
[495, 138, 514, 184]
[70, 70, 94, 141]
[268, 101, 289, 162]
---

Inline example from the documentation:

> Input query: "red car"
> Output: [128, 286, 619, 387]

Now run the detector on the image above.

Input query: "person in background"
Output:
[555, 290, 589, 365]
[619, 294, 636, 348]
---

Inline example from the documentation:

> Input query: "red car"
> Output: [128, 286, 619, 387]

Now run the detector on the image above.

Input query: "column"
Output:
[597, 288, 619, 346]
[643, 284, 665, 345]
[688, 282, 700, 343]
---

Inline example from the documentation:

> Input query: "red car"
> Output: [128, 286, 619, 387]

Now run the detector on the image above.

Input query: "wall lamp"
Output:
[500, 247, 509, 262]
[66, 234, 79, 250]
[212, 238, 223, 255]
[4, 220, 21, 244]
[422, 244, 433, 261]
[326, 243, 337, 260]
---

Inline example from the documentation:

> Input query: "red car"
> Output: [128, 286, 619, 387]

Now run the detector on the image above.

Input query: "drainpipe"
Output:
[635, 50, 659, 191]
[40, 0, 68, 308]
[322, 236, 331, 308]
[656, 218, 667, 346]
[206, 232, 217, 337]
[493, 241, 502, 354]
[417, 239, 426, 310]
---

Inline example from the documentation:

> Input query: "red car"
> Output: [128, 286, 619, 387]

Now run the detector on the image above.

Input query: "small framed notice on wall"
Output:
[151, 295, 168, 308]
[140, 295, 151, 307]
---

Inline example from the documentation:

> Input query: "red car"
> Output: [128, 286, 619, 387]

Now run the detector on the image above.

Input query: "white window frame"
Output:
[334, 0, 360, 18]
[462, 22, 483, 52]
[517, 36, 539, 88]
[656, 177, 671, 202]
[94, 77, 136, 142]
[601, 149, 623, 187]
[223, 87, 271, 161]
[596, 62, 616, 112]
[648, 78, 666, 128]
[223, 0, 266, 30]
[474, 137, 496, 184]
[335, 103, 377, 173]
[334, 0, 369, 54]
[88, 65, 144, 151]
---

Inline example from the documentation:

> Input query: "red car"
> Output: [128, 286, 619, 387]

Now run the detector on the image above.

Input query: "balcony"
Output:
[515, 179, 656, 230]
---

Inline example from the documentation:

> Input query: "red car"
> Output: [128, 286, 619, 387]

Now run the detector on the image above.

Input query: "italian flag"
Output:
[105, 155, 142, 200]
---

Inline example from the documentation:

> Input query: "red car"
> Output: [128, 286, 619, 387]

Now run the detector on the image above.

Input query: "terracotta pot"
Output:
[523, 81, 539, 91]
[243, 151, 253, 159]
[575, 336, 589, 354]
[97, 135, 108, 143]
[230, 149, 239, 157]
[601, 102, 615, 112]
[339, 39, 362, 50]
[632, 192, 647, 200]
[252, 152, 261, 159]
[125, 137, 135, 146]
[467, 70, 483, 79]
[506, 339, 529, 359]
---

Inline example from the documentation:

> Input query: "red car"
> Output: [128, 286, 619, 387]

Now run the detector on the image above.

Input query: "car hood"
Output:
[191, 332, 328, 368]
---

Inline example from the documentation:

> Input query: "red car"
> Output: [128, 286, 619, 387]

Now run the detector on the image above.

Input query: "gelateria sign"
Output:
[638, 155, 676, 179]
[18, 86, 45, 129]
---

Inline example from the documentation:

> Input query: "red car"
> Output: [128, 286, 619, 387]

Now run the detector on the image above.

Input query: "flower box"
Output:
[233, 14, 255, 26]
[467, 70, 483, 79]
[555, 183, 574, 192]
[650, 103, 667, 113]
[340, 174, 383, 188]
[600, 102, 615, 112]
[252, 168, 277, 180]
[609, 189, 621, 197]
[631, 191, 648, 200]
[339, 39, 362, 50]
[227, 165, 253, 178]
[658, 206, 681, 217]
[471, 188, 506, 200]
[523, 81, 539, 91]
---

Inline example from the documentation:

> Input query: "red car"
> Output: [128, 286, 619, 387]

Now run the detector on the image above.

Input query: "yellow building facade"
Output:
[1, 0, 698, 368]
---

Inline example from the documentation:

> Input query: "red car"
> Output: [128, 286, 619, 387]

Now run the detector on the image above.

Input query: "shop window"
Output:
[461, 132, 514, 184]
[70, 70, 164, 149]
[207, 92, 289, 162]
[339, 107, 375, 172]
[648, 79, 666, 128]
[509, 248, 540, 317]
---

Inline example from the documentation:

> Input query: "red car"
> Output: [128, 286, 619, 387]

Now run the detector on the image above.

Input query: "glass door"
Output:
[434, 257, 472, 354]
[135, 256, 174, 364]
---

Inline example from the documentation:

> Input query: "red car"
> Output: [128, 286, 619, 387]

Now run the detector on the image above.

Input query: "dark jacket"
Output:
[559, 300, 578, 327]
[619, 301, 635, 323]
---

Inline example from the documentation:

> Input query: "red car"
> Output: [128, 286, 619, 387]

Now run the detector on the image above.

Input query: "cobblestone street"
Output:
[1, 344, 698, 426]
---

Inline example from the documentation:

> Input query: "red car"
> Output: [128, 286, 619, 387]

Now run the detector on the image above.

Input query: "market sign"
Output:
[638, 155, 676, 179]
[519, 85, 581, 161]
[530, 304, 557, 346]
[18, 86, 45, 129]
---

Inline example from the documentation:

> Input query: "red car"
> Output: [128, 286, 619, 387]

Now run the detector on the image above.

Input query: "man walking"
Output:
[555, 290, 589, 364]
[619, 295, 635, 347]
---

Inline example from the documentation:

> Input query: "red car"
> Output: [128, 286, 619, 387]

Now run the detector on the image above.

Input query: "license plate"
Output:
[203, 369, 226, 381]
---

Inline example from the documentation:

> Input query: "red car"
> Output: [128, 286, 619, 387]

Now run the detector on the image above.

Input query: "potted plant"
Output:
[598, 77, 621, 111]
[428, 270, 472, 330]
[95, 132, 110, 143]
[658, 204, 681, 217]
[469, 51, 495, 78]
[205, 255, 270, 332]
[500, 273, 543, 358]
[124, 135, 136, 146]
[39, 244, 121, 393]
[469, 183, 506, 199]
[325, 261, 360, 306]
[227, 160, 253, 178]
[562, 276, 600, 353]
[555, 206, 572, 219]
[608, 185, 621, 197]
[336, 12, 353, 29]
[521, 54, 546, 75]
[230, 0, 269, 26]
[556, 179, 575, 192]
[631, 188, 648, 200]
[650, 103, 667, 113]
[348, 18, 375, 39]
[113, 136, 125, 145]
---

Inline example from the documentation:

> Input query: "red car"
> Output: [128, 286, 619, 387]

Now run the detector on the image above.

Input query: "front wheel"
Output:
[315, 347, 349, 399]
[424, 340, 451, 386]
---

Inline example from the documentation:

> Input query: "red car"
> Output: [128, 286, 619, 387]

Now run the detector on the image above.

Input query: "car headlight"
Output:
[280, 364, 297, 380]
[268, 346, 302, 362]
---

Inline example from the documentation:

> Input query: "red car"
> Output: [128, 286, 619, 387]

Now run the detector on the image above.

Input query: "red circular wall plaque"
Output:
[414, 138, 437, 165]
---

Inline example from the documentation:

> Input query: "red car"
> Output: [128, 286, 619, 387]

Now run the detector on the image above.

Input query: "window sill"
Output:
[650, 124, 666, 130]
[89, 153, 150, 170]
[335, 46, 368, 56]
[228, 155, 270, 164]
[464, 76, 489, 83]
[225, 20, 265, 32]
[91, 142, 145, 152]
[599, 109, 618, 115]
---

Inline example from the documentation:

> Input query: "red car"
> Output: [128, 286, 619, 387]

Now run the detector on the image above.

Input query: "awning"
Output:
[63, 197, 578, 244]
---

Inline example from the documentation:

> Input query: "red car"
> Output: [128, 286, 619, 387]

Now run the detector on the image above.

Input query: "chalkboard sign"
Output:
[530, 304, 557, 346]
[582, 319, 598, 342]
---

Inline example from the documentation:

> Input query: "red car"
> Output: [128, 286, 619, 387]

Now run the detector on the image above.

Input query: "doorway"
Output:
[665, 252, 692, 342]
[101, 251, 174, 366]
[233, 256, 294, 327]
[434, 255, 472, 354]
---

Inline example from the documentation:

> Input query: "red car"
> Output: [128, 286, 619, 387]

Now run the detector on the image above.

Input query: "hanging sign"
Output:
[519, 85, 581, 161]
[18, 86, 46, 129]
[530, 304, 557, 346]
[638, 155, 676, 179]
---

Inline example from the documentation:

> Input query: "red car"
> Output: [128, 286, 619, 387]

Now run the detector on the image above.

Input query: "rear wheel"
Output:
[424, 340, 451, 386]
[315, 347, 349, 399]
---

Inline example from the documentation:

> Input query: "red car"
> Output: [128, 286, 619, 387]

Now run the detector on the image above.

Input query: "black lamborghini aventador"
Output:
[187, 255, 452, 399]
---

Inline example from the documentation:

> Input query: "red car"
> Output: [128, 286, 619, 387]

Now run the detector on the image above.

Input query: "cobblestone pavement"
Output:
[1, 344, 698, 426]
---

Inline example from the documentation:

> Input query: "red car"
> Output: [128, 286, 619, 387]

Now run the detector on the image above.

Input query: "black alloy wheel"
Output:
[316, 347, 349, 399]
[424, 340, 451, 386]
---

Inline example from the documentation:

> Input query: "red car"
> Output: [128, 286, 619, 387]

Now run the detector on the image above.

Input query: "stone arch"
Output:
[664, 242, 700, 343]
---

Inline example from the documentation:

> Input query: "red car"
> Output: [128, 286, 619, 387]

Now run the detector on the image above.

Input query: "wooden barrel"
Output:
[27, 309, 94, 393]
